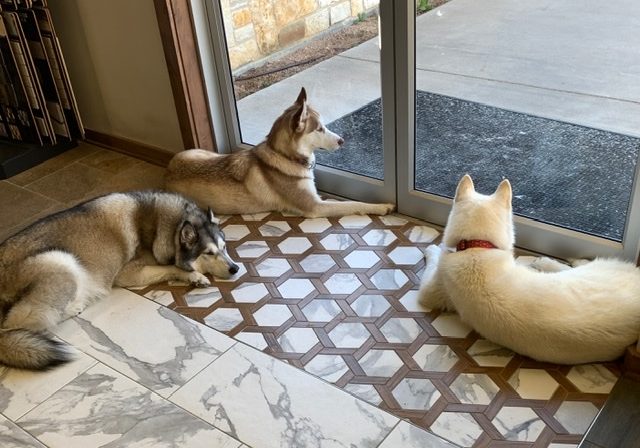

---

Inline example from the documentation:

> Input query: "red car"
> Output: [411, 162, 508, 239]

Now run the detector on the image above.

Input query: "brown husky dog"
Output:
[166, 88, 395, 217]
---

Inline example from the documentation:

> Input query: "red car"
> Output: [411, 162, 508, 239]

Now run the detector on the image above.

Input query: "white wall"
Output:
[49, 0, 184, 152]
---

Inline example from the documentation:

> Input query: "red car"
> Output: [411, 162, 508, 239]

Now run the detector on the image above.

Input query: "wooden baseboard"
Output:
[624, 345, 640, 382]
[84, 129, 175, 167]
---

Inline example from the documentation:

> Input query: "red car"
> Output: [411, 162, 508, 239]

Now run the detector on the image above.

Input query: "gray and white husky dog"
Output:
[0, 191, 237, 370]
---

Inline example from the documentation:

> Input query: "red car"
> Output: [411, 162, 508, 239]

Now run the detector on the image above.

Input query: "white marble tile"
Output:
[370, 269, 409, 289]
[255, 258, 292, 277]
[406, 226, 440, 243]
[566, 364, 618, 394]
[221, 224, 250, 241]
[325, 273, 362, 294]
[392, 378, 440, 410]
[54, 288, 235, 398]
[450, 373, 499, 405]
[304, 355, 348, 382]
[299, 254, 336, 273]
[345, 250, 380, 268]
[358, 349, 404, 377]
[399, 290, 431, 312]
[430, 412, 483, 447]
[299, 218, 331, 233]
[548, 444, 578, 448]
[0, 351, 96, 420]
[431, 313, 473, 338]
[467, 339, 515, 367]
[379, 215, 408, 226]
[388, 246, 424, 265]
[234, 331, 268, 351]
[231, 282, 269, 303]
[144, 289, 174, 306]
[18, 363, 242, 448]
[236, 240, 269, 258]
[328, 322, 371, 348]
[508, 368, 559, 400]
[379, 421, 458, 448]
[343, 383, 382, 406]
[553, 401, 599, 435]
[301, 299, 341, 322]
[363, 229, 397, 246]
[338, 215, 372, 229]
[240, 212, 269, 221]
[351, 294, 390, 317]
[278, 327, 319, 353]
[258, 221, 291, 237]
[413, 344, 459, 372]
[170, 344, 398, 448]
[253, 304, 293, 326]
[0, 414, 45, 448]
[204, 308, 244, 331]
[380, 318, 422, 343]
[492, 406, 546, 442]
[278, 278, 316, 299]
[184, 287, 222, 307]
[320, 233, 355, 250]
[278, 236, 312, 254]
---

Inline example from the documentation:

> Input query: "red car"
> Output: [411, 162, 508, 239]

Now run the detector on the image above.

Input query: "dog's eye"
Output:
[317, 126, 324, 133]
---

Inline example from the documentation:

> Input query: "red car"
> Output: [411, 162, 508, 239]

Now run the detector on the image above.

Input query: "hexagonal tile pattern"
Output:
[431, 313, 473, 338]
[278, 327, 319, 353]
[324, 273, 362, 294]
[221, 224, 250, 241]
[413, 345, 459, 372]
[392, 378, 440, 410]
[344, 250, 380, 269]
[450, 373, 499, 405]
[468, 339, 515, 367]
[430, 412, 483, 447]
[302, 300, 341, 322]
[492, 407, 546, 442]
[328, 322, 371, 348]
[343, 383, 382, 406]
[236, 240, 269, 258]
[299, 218, 331, 233]
[388, 246, 424, 265]
[299, 254, 335, 273]
[380, 318, 422, 343]
[253, 304, 293, 327]
[358, 349, 404, 377]
[379, 215, 408, 226]
[567, 364, 617, 394]
[350, 294, 390, 317]
[255, 258, 291, 277]
[184, 287, 221, 307]
[399, 290, 430, 312]
[508, 368, 560, 400]
[320, 233, 354, 250]
[278, 278, 316, 299]
[278, 237, 312, 254]
[231, 282, 269, 303]
[554, 401, 599, 434]
[259, 221, 291, 237]
[370, 269, 409, 290]
[203, 308, 243, 331]
[363, 229, 397, 246]
[304, 355, 348, 382]
[405, 225, 440, 243]
[338, 215, 372, 229]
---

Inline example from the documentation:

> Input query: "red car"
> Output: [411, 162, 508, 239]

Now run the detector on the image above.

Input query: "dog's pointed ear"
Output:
[295, 87, 307, 106]
[292, 96, 308, 133]
[207, 207, 220, 225]
[454, 174, 475, 202]
[494, 179, 512, 207]
[180, 221, 198, 248]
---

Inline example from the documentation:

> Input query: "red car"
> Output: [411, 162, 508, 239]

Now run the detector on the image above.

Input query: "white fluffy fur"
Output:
[419, 174, 640, 364]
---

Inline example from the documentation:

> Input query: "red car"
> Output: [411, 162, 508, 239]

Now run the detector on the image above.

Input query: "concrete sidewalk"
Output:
[237, 0, 640, 145]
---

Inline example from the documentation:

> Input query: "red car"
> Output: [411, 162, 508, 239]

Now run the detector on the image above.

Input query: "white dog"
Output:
[418, 174, 640, 364]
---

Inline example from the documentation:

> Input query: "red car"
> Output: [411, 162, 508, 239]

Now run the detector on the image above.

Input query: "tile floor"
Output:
[0, 145, 622, 447]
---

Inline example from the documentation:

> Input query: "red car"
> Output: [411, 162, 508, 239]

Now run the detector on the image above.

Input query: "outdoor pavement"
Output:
[237, 0, 640, 145]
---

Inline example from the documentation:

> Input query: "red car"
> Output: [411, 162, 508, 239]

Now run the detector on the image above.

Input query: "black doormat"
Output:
[317, 91, 640, 241]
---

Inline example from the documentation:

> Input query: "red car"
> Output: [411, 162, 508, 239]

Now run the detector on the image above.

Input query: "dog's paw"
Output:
[188, 272, 211, 288]
[423, 244, 442, 262]
[374, 203, 395, 215]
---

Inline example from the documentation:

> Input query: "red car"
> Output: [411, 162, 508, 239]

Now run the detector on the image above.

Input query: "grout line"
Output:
[373, 420, 401, 447]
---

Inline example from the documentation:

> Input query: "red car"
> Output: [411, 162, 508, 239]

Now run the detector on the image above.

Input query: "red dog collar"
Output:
[456, 239, 497, 251]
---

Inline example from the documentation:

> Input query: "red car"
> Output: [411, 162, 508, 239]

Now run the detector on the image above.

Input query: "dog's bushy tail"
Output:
[0, 328, 72, 370]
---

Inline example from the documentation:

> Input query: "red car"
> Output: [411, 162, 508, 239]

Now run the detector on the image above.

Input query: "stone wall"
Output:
[221, 0, 381, 71]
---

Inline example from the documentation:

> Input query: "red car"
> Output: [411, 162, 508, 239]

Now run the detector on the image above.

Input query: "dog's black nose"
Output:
[229, 264, 239, 275]
[338, 138, 345, 146]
